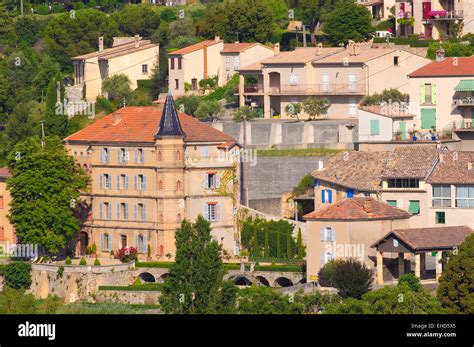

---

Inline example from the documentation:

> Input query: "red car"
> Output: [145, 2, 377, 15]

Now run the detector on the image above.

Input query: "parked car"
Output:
[375, 31, 393, 38]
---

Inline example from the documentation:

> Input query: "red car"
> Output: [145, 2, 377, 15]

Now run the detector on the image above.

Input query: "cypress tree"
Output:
[264, 229, 269, 257]
[297, 228, 306, 259]
[44, 78, 68, 138]
[286, 230, 292, 259]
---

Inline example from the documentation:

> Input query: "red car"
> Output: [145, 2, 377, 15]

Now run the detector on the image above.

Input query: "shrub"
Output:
[331, 259, 372, 299]
[114, 247, 138, 263]
[4, 261, 32, 290]
[79, 257, 87, 266]
[318, 260, 338, 287]
[65, 256, 72, 265]
[398, 273, 421, 292]
[0, 287, 38, 314]
[93, 258, 101, 266]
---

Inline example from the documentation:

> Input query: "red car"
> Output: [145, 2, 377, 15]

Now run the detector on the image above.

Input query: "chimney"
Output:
[214, 35, 220, 42]
[362, 198, 373, 214]
[273, 43, 280, 56]
[435, 48, 445, 62]
[134, 35, 140, 48]
[98, 36, 104, 52]
[318, 160, 324, 171]
[112, 112, 121, 125]
[315, 43, 323, 56]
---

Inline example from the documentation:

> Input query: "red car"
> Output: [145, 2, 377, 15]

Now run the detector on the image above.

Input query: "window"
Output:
[176, 180, 182, 191]
[142, 64, 148, 74]
[100, 147, 110, 163]
[119, 148, 129, 163]
[100, 202, 112, 220]
[370, 119, 380, 135]
[174, 79, 179, 90]
[348, 97, 356, 116]
[234, 56, 239, 69]
[456, 186, 474, 208]
[320, 251, 335, 265]
[102, 233, 112, 251]
[136, 234, 146, 253]
[205, 173, 220, 189]
[102, 174, 112, 190]
[177, 58, 182, 70]
[170, 57, 175, 70]
[200, 146, 209, 157]
[289, 72, 298, 85]
[432, 185, 451, 207]
[225, 56, 231, 71]
[408, 200, 420, 215]
[387, 178, 419, 188]
[394, 56, 399, 66]
[424, 83, 432, 104]
[0, 195, 3, 209]
[205, 203, 221, 222]
[120, 203, 128, 220]
[137, 175, 147, 190]
[321, 189, 333, 204]
[387, 200, 397, 207]
[346, 189, 354, 198]
[136, 148, 145, 164]
[320, 227, 335, 242]
[137, 203, 146, 221]
[435, 211, 445, 224]
[120, 174, 129, 190]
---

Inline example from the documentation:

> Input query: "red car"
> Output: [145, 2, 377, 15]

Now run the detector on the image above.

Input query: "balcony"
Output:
[185, 155, 238, 168]
[423, 10, 463, 21]
[453, 97, 474, 107]
[269, 83, 366, 95]
[235, 84, 264, 94]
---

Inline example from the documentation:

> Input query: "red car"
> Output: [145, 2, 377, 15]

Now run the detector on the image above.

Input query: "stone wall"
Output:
[94, 290, 161, 305]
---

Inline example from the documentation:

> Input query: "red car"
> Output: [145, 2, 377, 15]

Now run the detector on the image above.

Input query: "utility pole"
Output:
[20, 0, 24, 16]
[39, 120, 45, 148]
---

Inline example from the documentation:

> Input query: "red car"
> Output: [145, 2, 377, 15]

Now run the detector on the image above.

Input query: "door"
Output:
[322, 73, 329, 93]
[399, 121, 407, 140]
[421, 109, 436, 129]
[422, 2, 431, 19]
[348, 73, 356, 93]
[191, 78, 198, 90]
[121, 235, 127, 249]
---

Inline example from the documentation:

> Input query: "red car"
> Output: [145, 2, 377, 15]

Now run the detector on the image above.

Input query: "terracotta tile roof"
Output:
[313, 46, 399, 64]
[0, 167, 11, 178]
[65, 106, 235, 144]
[169, 40, 222, 56]
[98, 43, 158, 60]
[428, 151, 474, 184]
[382, 146, 440, 179]
[261, 47, 344, 64]
[222, 43, 257, 53]
[303, 197, 411, 221]
[408, 56, 474, 78]
[372, 226, 473, 251]
[237, 61, 263, 72]
[359, 105, 414, 119]
[73, 39, 155, 60]
[312, 151, 388, 191]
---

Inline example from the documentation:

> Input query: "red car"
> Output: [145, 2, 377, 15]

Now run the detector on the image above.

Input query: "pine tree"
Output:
[159, 216, 232, 314]
[44, 78, 68, 138]
[5, 102, 35, 146]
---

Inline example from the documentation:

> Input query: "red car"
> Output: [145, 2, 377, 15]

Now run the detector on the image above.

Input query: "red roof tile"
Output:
[428, 151, 474, 184]
[169, 40, 222, 55]
[303, 197, 411, 221]
[222, 43, 257, 53]
[64, 106, 235, 144]
[408, 56, 474, 77]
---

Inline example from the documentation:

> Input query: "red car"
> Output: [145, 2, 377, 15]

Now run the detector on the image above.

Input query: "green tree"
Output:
[195, 100, 224, 122]
[302, 97, 330, 119]
[44, 78, 68, 138]
[5, 102, 36, 147]
[102, 74, 132, 105]
[426, 42, 473, 60]
[237, 286, 304, 314]
[299, 0, 338, 44]
[296, 228, 306, 259]
[111, 4, 161, 37]
[4, 261, 32, 290]
[175, 95, 202, 116]
[7, 136, 89, 254]
[285, 102, 302, 120]
[437, 234, 474, 313]
[159, 216, 228, 314]
[0, 287, 38, 314]
[323, 0, 375, 45]
[221, 0, 275, 43]
[331, 259, 372, 299]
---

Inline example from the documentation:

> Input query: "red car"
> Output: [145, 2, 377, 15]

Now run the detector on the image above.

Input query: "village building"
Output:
[64, 94, 241, 259]
[68, 36, 159, 101]
[236, 42, 429, 119]
[168, 37, 273, 96]
[0, 168, 15, 246]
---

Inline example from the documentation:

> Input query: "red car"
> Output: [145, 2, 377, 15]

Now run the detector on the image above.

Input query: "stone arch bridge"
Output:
[134, 267, 305, 288]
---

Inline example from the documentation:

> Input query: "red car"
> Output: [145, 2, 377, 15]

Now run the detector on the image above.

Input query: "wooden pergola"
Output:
[371, 225, 473, 284]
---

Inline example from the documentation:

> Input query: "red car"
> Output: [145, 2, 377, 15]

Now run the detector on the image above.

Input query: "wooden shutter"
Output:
[320, 252, 325, 266]
[420, 84, 425, 104]
[135, 234, 139, 249]
[99, 202, 103, 219]
[125, 203, 129, 220]
[204, 174, 209, 189]
[100, 233, 104, 250]
[107, 203, 112, 220]
[125, 175, 129, 189]
[117, 148, 121, 163]
[216, 204, 221, 221]
[203, 204, 208, 220]
[116, 203, 120, 220]
[134, 204, 138, 221]
[331, 228, 336, 242]
[320, 227, 325, 241]
[328, 190, 333, 203]
[135, 149, 138, 164]
[431, 84, 437, 104]
[117, 175, 120, 190]
[216, 174, 220, 188]
[143, 235, 147, 254]
[108, 234, 112, 251]
[134, 175, 137, 190]
[142, 204, 146, 221]
[143, 175, 147, 190]
[321, 189, 326, 203]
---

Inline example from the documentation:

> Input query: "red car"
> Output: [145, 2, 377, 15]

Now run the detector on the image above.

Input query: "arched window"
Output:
[83, 164, 88, 170]
[176, 180, 182, 191]
[80, 152, 84, 157]
[177, 213, 182, 222]
[176, 150, 181, 160]
[74, 151, 77, 156]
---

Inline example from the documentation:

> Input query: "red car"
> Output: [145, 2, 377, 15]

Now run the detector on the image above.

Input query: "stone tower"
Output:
[154, 93, 186, 258]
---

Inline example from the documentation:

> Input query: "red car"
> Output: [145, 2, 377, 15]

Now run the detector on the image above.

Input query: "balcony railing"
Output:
[424, 10, 463, 21]
[269, 83, 366, 95]
[453, 97, 474, 107]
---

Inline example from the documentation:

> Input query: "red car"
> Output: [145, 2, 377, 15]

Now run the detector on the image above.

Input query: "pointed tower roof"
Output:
[155, 93, 185, 139]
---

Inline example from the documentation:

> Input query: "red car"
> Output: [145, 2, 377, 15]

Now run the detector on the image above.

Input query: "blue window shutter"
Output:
[108, 234, 112, 251]
[328, 190, 333, 203]
[99, 202, 103, 219]
[216, 204, 221, 221]
[320, 227, 325, 241]
[135, 234, 139, 249]
[125, 203, 129, 220]
[116, 203, 120, 220]
[99, 174, 103, 189]
[216, 174, 220, 188]
[125, 175, 129, 189]
[134, 176, 137, 190]
[141, 150, 145, 163]
[117, 148, 120, 163]
[117, 175, 120, 190]
[314, 179, 318, 188]
[143, 235, 147, 253]
[134, 204, 138, 221]
[100, 149, 104, 163]
[321, 190, 326, 203]
[142, 205, 146, 221]
[107, 147, 111, 163]
[100, 233, 104, 250]
[347, 189, 354, 198]
[331, 228, 336, 241]
[204, 174, 209, 189]
[143, 176, 147, 190]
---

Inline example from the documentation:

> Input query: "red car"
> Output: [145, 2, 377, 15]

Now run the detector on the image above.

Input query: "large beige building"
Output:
[0, 168, 15, 246]
[395, 0, 473, 39]
[168, 37, 274, 95]
[64, 95, 241, 259]
[69, 36, 159, 101]
[237, 42, 429, 119]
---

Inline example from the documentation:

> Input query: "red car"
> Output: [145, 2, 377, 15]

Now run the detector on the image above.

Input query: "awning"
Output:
[454, 80, 474, 92]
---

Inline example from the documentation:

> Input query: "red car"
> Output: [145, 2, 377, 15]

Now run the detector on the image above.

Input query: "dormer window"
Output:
[387, 178, 419, 188]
